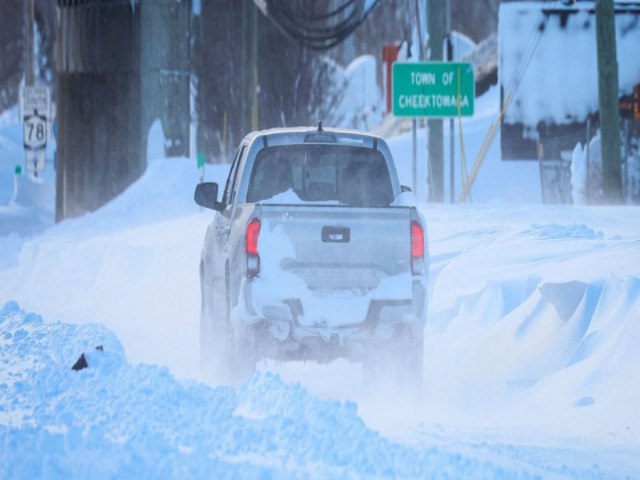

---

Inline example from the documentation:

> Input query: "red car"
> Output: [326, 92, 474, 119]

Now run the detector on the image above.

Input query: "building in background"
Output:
[499, 1, 640, 203]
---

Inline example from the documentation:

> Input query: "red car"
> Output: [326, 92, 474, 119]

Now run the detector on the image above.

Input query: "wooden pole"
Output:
[595, 0, 623, 203]
[427, 0, 446, 202]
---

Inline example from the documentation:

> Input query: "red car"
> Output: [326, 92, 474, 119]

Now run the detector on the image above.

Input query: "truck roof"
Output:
[241, 125, 385, 150]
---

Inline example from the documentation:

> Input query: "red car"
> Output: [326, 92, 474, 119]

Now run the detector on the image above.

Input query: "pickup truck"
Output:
[194, 125, 428, 390]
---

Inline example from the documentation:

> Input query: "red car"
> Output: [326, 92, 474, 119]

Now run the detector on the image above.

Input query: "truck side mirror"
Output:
[194, 182, 224, 211]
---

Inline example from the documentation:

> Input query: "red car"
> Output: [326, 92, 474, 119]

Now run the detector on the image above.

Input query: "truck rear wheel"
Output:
[200, 274, 232, 384]
[200, 269, 256, 385]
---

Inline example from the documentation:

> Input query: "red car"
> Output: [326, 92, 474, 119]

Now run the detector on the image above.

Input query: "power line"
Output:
[253, 0, 383, 51]
[459, 1, 559, 202]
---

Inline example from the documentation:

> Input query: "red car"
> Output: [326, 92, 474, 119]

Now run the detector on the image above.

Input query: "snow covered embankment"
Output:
[0, 301, 533, 479]
[423, 206, 640, 445]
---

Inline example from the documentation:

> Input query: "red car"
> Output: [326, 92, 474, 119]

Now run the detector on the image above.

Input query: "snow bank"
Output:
[423, 204, 640, 445]
[570, 134, 603, 205]
[334, 55, 383, 131]
[0, 301, 533, 479]
[0, 158, 228, 379]
[0, 107, 23, 206]
[46, 156, 226, 236]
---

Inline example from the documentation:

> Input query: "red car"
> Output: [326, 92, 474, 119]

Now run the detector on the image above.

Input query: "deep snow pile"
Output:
[422, 205, 640, 445]
[0, 302, 532, 479]
[0, 157, 228, 379]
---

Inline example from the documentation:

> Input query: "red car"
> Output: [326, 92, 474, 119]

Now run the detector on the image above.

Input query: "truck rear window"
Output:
[247, 145, 394, 206]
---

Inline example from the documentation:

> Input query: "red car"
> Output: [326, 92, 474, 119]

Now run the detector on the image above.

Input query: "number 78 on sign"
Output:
[392, 62, 474, 118]
[23, 113, 48, 150]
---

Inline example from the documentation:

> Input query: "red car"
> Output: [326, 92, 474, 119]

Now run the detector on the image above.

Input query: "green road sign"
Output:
[392, 62, 475, 117]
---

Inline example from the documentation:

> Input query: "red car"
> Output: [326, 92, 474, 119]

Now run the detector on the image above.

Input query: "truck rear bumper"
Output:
[243, 318, 422, 363]
[231, 280, 427, 363]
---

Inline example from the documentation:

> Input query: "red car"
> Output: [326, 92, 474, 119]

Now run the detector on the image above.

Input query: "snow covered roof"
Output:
[240, 125, 384, 149]
[499, 1, 640, 127]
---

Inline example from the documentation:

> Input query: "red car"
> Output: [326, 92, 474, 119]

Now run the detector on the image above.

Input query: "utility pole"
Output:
[241, 2, 248, 134]
[446, 0, 454, 203]
[242, 1, 258, 134]
[413, 0, 425, 196]
[427, 0, 446, 202]
[252, 3, 259, 131]
[595, 0, 623, 203]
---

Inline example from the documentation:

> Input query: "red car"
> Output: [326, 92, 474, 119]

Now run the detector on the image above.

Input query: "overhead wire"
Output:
[298, 0, 358, 22]
[255, 0, 384, 51]
[458, 0, 560, 202]
[268, 2, 360, 38]
[267, 2, 364, 49]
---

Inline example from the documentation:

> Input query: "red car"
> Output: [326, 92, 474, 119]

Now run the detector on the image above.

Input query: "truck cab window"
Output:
[222, 146, 245, 205]
[247, 145, 393, 205]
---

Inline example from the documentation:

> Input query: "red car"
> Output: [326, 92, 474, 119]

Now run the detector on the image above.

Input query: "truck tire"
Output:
[225, 268, 257, 384]
[199, 268, 232, 384]
[201, 264, 256, 385]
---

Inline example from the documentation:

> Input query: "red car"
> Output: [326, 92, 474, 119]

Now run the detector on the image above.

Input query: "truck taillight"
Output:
[411, 221, 424, 274]
[246, 218, 260, 276]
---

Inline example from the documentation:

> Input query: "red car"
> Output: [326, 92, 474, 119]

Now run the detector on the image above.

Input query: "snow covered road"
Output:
[1, 158, 639, 477]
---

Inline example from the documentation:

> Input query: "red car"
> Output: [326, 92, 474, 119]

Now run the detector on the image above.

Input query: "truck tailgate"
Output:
[258, 205, 412, 292]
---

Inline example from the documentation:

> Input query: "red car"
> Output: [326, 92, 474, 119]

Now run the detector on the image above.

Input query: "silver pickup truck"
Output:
[194, 125, 428, 390]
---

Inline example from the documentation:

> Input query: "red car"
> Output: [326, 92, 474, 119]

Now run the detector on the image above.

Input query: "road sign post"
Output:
[392, 62, 474, 118]
[25, 149, 46, 174]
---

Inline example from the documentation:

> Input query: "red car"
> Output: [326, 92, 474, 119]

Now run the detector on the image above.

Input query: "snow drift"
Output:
[1, 301, 537, 479]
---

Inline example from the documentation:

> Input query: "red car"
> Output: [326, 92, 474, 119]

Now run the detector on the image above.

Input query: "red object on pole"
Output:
[382, 44, 401, 114]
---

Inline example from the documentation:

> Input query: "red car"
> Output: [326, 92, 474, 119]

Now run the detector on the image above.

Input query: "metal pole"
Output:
[241, 1, 249, 134]
[412, 0, 423, 199]
[24, 0, 35, 87]
[252, 2, 258, 130]
[427, 0, 446, 202]
[23, 0, 36, 177]
[449, 121, 454, 202]
[412, 118, 417, 194]
[623, 118, 630, 198]
[447, 35, 454, 203]
[414, 0, 425, 59]
[586, 117, 591, 202]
